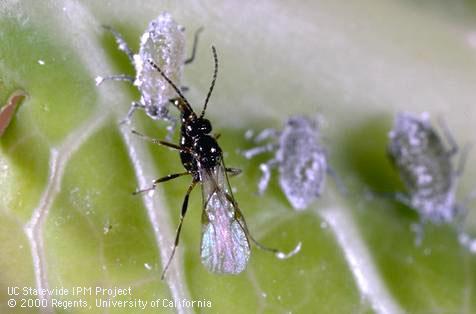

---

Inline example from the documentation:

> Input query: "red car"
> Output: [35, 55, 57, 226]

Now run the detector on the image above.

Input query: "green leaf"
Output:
[1, 1, 476, 313]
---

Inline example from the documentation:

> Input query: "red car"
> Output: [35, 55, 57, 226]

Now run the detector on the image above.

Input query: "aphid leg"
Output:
[226, 194, 301, 259]
[161, 181, 198, 279]
[326, 166, 347, 195]
[120, 101, 145, 125]
[213, 133, 221, 140]
[460, 187, 476, 221]
[135, 102, 177, 136]
[458, 231, 476, 254]
[410, 221, 425, 246]
[372, 190, 409, 204]
[159, 112, 178, 142]
[455, 144, 471, 176]
[393, 192, 412, 207]
[386, 192, 425, 246]
[452, 202, 468, 232]
[437, 117, 458, 156]
[374, 190, 428, 245]
[242, 143, 278, 159]
[258, 158, 279, 195]
[131, 129, 189, 153]
[376, 191, 413, 208]
[132, 172, 190, 195]
[102, 25, 135, 62]
[184, 27, 204, 64]
[253, 128, 280, 143]
[95, 74, 135, 86]
[454, 194, 476, 253]
[165, 123, 177, 142]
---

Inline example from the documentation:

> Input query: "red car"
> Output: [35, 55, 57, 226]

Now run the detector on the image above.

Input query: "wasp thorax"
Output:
[194, 136, 222, 167]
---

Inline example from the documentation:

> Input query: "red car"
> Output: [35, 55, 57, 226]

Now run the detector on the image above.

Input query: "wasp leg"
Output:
[225, 193, 301, 259]
[184, 27, 204, 64]
[226, 167, 242, 177]
[95, 74, 135, 86]
[132, 172, 190, 195]
[161, 180, 198, 279]
[258, 158, 279, 195]
[103, 25, 135, 62]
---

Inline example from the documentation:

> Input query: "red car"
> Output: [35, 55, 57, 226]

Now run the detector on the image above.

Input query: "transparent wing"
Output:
[199, 165, 251, 274]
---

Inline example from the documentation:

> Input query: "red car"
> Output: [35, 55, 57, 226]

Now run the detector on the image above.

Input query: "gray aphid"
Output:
[243, 116, 328, 210]
[97, 12, 198, 127]
[388, 112, 463, 224]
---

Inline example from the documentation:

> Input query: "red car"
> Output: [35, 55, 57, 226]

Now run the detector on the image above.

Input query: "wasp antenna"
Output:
[200, 46, 218, 119]
[146, 58, 193, 110]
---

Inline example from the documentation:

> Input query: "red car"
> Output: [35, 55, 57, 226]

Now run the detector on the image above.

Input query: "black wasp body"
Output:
[133, 46, 300, 279]
[176, 99, 221, 181]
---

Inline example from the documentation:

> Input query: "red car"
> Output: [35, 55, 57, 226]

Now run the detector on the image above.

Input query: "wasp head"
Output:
[186, 117, 212, 137]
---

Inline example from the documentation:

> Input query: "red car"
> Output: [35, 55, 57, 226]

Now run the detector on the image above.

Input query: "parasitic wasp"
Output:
[133, 46, 301, 278]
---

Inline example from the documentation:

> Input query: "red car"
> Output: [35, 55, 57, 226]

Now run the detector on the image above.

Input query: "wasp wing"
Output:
[199, 165, 250, 274]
